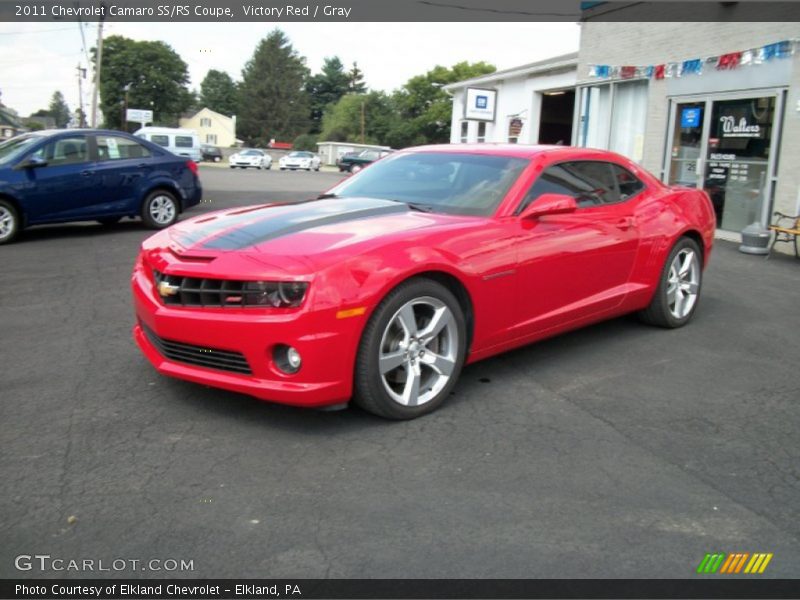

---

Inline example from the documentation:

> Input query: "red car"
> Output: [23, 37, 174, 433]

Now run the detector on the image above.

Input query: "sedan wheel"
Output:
[354, 279, 466, 419]
[639, 237, 702, 328]
[351, 165, 362, 174]
[0, 201, 20, 245]
[141, 191, 179, 229]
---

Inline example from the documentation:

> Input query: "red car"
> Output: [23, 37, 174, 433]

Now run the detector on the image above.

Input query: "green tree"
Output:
[393, 61, 496, 145]
[306, 56, 350, 133]
[293, 133, 318, 151]
[319, 91, 397, 145]
[347, 61, 366, 94]
[199, 69, 238, 116]
[237, 29, 310, 146]
[95, 35, 193, 130]
[48, 91, 71, 128]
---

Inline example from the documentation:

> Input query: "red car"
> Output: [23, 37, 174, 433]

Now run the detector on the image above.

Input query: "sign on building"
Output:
[464, 87, 497, 121]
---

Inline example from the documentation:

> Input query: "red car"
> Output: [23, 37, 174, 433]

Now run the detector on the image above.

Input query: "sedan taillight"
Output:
[186, 160, 199, 176]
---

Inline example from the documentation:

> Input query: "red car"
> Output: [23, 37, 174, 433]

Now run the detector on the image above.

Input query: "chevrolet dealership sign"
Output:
[464, 87, 497, 122]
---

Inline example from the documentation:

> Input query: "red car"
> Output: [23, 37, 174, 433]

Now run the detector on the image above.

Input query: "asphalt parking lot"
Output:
[1, 165, 799, 579]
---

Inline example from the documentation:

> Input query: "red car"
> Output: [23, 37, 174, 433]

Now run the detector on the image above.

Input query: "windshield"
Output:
[328, 152, 530, 216]
[242, 150, 261, 156]
[0, 134, 43, 165]
[289, 151, 311, 158]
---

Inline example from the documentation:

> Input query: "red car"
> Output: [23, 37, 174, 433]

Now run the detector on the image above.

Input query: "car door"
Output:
[17, 134, 100, 223]
[511, 160, 643, 338]
[92, 133, 155, 215]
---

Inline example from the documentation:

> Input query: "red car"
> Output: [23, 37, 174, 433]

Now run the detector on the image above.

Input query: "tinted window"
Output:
[150, 135, 169, 147]
[242, 150, 262, 156]
[612, 164, 645, 199]
[31, 136, 89, 166]
[175, 136, 194, 148]
[96, 135, 151, 161]
[329, 152, 529, 216]
[520, 161, 625, 211]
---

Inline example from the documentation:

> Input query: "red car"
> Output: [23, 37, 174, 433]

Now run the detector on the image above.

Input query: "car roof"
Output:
[407, 143, 626, 161]
[21, 128, 137, 139]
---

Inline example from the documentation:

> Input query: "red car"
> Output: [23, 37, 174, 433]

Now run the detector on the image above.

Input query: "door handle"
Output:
[80, 170, 94, 177]
[615, 217, 634, 230]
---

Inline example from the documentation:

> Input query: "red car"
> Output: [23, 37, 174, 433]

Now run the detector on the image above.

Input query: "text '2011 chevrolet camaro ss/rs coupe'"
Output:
[132, 145, 715, 419]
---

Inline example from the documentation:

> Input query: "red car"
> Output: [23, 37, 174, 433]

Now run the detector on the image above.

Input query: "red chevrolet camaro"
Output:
[132, 145, 715, 419]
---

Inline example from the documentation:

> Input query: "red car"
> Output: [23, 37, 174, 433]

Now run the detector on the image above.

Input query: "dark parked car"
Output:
[200, 144, 223, 162]
[0, 129, 202, 244]
[338, 149, 393, 173]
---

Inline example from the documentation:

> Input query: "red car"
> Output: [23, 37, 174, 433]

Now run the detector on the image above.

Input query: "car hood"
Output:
[166, 197, 469, 262]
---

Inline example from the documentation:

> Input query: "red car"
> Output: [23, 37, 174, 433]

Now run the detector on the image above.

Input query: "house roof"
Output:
[443, 52, 579, 91]
[184, 107, 234, 121]
[0, 106, 24, 129]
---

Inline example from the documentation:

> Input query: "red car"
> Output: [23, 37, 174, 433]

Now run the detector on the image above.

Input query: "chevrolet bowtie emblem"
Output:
[157, 281, 180, 297]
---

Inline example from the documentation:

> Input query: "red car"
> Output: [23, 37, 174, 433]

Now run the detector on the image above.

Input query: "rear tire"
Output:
[141, 190, 179, 229]
[0, 199, 20, 245]
[638, 237, 703, 328]
[354, 278, 467, 420]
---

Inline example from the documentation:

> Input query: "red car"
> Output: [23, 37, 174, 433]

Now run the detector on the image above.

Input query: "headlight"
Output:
[242, 281, 308, 308]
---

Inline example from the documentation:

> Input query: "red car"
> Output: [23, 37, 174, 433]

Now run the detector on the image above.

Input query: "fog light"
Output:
[274, 344, 302, 374]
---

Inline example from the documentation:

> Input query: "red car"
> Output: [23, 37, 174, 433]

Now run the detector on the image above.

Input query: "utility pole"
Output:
[90, 10, 105, 128]
[76, 64, 86, 127]
[360, 101, 365, 144]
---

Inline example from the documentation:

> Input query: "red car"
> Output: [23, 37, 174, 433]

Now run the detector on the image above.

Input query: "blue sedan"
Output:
[0, 129, 202, 244]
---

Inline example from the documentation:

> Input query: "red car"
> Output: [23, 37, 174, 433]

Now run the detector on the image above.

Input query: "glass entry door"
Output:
[665, 92, 781, 231]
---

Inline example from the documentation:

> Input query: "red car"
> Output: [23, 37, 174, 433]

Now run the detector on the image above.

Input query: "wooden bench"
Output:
[768, 212, 800, 258]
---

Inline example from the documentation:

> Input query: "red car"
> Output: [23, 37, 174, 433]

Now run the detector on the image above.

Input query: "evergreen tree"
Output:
[199, 70, 238, 116]
[48, 91, 71, 128]
[347, 62, 367, 94]
[306, 57, 350, 133]
[237, 29, 311, 145]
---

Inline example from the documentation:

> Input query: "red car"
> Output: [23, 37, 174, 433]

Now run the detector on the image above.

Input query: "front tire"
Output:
[354, 278, 467, 419]
[351, 165, 362, 174]
[639, 237, 703, 328]
[0, 200, 20, 245]
[141, 190, 179, 229]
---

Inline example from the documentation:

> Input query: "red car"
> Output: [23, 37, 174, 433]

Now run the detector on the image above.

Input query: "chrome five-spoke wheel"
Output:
[639, 236, 703, 328]
[666, 247, 700, 319]
[379, 297, 458, 407]
[355, 278, 467, 419]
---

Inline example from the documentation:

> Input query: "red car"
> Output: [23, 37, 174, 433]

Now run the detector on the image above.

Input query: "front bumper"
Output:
[131, 259, 361, 407]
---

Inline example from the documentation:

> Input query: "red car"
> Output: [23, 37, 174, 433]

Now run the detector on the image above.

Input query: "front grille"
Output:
[153, 270, 251, 308]
[142, 323, 252, 375]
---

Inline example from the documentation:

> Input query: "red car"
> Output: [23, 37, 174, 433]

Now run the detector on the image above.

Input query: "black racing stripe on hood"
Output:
[191, 198, 409, 250]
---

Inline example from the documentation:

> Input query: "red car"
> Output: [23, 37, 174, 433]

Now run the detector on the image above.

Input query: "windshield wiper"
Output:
[317, 192, 339, 199]
[406, 202, 434, 213]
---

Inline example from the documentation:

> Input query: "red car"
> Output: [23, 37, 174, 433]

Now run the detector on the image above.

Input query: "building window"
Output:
[460, 121, 468, 143]
[578, 80, 647, 161]
[477, 122, 486, 143]
[200, 117, 212, 127]
[206, 134, 217, 144]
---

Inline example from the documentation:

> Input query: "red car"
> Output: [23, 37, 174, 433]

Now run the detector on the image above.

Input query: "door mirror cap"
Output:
[15, 155, 48, 170]
[519, 194, 577, 220]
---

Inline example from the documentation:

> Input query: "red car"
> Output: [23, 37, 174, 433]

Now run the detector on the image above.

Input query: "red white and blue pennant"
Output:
[588, 39, 797, 80]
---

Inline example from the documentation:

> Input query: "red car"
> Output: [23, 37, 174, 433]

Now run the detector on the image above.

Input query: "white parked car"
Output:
[279, 151, 321, 171]
[229, 149, 272, 170]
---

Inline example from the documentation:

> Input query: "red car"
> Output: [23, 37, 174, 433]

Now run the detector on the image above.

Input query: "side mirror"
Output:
[519, 193, 577, 220]
[16, 155, 48, 170]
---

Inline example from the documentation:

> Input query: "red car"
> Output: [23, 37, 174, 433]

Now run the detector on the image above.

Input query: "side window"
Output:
[150, 135, 169, 147]
[32, 136, 89, 166]
[175, 136, 193, 148]
[611, 164, 645, 199]
[518, 160, 622, 212]
[96, 135, 152, 161]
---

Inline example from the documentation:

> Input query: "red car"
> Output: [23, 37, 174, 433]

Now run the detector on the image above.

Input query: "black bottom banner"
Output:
[2, 579, 800, 599]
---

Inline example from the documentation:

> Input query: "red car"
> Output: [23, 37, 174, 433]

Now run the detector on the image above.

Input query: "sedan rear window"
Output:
[330, 152, 529, 216]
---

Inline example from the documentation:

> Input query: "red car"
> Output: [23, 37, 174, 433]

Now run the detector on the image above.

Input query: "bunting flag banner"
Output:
[586, 38, 798, 80]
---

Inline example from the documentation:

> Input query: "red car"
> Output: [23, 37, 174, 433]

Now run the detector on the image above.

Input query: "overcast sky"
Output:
[0, 22, 580, 117]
